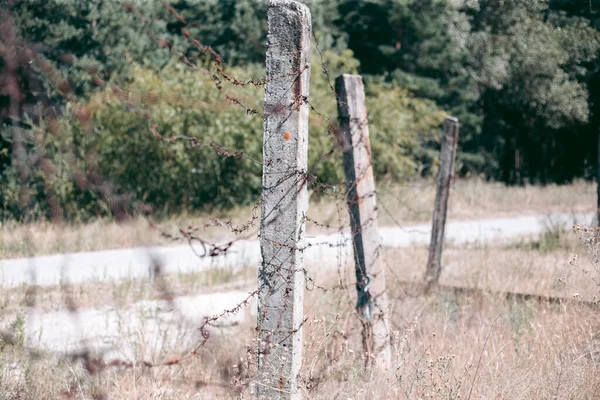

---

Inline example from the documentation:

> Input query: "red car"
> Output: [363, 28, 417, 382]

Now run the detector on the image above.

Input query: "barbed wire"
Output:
[2, 2, 597, 398]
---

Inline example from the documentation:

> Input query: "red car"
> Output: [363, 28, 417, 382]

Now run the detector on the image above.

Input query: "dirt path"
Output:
[0, 213, 592, 288]
[1, 212, 593, 356]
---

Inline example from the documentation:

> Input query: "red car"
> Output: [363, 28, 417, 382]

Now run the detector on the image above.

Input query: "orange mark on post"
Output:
[283, 131, 292, 141]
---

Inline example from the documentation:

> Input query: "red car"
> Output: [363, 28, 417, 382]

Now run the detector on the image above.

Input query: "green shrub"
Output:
[0, 50, 445, 220]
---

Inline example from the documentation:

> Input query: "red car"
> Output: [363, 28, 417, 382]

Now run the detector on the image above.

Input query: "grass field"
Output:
[1, 179, 599, 399]
[1, 223, 600, 398]
[0, 178, 595, 259]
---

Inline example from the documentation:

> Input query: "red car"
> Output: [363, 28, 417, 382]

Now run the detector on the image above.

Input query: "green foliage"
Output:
[0, 47, 445, 219]
[2, 0, 600, 219]
[463, 0, 600, 182]
[365, 81, 446, 180]
[308, 49, 445, 184]
[67, 50, 440, 216]
[468, 1, 595, 126]
[336, 0, 484, 174]
[3, 0, 171, 95]
[86, 62, 265, 212]
[0, 118, 110, 221]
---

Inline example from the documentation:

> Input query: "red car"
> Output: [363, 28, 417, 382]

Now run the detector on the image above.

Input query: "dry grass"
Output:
[1, 225, 591, 314]
[0, 264, 257, 315]
[1, 225, 600, 399]
[0, 178, 594, 259]
[383, 238, 597, 303]
[0, 179, 597, 398]
[2, 277, 599, 399]
[317, 178, 595, 228]
[300, 283, 600, 399]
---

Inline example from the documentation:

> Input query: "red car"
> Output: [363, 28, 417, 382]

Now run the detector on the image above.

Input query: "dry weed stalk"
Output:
[573, 224, 600, 303]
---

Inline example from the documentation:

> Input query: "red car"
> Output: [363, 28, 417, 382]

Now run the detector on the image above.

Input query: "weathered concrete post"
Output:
[425, 116, 459, 292]
[257, 1, 311, 398]
[335, 74, 392, 372]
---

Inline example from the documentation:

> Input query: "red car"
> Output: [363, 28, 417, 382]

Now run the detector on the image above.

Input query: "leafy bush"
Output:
[89, 62, 264, 212]
[0, 50, 445, 220]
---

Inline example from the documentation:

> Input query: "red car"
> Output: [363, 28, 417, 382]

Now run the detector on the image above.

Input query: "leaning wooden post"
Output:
[425, 116, 459, 292]
[257, 1, 311, 398]
[335, 74, 391, 372]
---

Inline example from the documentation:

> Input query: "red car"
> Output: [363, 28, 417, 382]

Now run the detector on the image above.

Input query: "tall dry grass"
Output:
[1, 178, 594, 259]
[2, 276, 598, 399]
[2, 226, 600, 398]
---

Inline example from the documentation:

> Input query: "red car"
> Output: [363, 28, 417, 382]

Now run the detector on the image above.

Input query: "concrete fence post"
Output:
[335, 74, 392, 372]
[256, 1, 311, 398]
[425, 116, 459, 292]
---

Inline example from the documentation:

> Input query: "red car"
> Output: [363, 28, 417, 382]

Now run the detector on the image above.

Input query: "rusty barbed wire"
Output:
[2, 2, 580, 398]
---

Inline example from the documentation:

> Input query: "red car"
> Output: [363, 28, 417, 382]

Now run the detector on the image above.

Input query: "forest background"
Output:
[1, 0, 599, 220]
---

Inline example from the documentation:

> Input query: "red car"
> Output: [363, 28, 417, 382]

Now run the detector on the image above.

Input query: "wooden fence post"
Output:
[425, 116, 459, 292]
[335, 74, 392, 372]
[256, 1, 311, 398]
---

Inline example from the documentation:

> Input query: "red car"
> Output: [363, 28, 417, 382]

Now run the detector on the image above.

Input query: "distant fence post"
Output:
[425, 116, 459, 292]
[256, 1, 311, 398]
[335, 74, 392, 372]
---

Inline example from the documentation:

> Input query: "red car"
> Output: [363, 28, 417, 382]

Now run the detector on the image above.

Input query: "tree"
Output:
[548, 0, 600, 218]
[463, 0, 600, 183]
[336, 0, 483, 175]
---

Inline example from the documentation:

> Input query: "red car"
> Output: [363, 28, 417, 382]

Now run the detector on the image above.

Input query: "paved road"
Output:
[1, 212, 593, 356]
[0, 212, 592, 288]
[19, 290, 256, 359]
